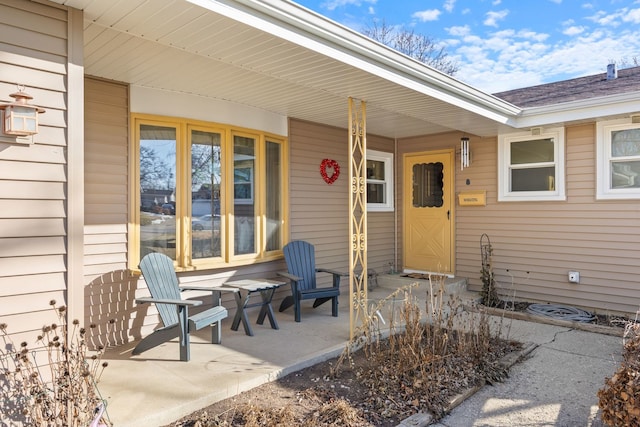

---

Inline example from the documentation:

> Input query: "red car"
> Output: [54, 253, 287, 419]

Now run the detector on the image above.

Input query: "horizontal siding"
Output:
[449, 124, 640, 316]
[288, 119, 396, 288]
[288, 118, 350, 288]
[83, 78, 131, 346]
[0, 0, 68, 338]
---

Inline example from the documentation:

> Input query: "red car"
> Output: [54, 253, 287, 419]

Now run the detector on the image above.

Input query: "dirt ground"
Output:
[165, 336, 522, 427]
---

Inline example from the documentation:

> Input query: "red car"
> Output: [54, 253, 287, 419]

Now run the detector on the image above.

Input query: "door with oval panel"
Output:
[403, 150, 454, 275]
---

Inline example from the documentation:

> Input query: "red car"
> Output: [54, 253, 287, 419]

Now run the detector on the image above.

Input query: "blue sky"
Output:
[294, 0, 640, 93]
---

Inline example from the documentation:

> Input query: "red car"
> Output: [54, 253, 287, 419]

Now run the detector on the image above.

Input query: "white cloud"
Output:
[623, 8, 640, 23]
[443, 0, 456, 13]
[549, 0, 562, 4]
[484, 10, 509, 27]
[446, 25, 471, 37]
[454, 24, 640, 92]
[587, 10, 622, 26]
[321, 0, 377, 11]
[582, 3, 595, 9]
[492, 0, 502, 5]
[412, 9, 442, 22]
[563, 26, 586, 36]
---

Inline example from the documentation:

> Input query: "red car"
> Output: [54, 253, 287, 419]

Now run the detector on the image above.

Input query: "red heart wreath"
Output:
[320, 158, 340, 184]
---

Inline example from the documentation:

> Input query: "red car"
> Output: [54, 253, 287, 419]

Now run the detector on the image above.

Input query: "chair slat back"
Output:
[139, 252, 181, 327]
[283, 240, 317, 291]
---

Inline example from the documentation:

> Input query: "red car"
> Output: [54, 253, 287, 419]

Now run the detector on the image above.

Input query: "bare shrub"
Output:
[0, 300, 112, 427]
[598, 314, 640, 426]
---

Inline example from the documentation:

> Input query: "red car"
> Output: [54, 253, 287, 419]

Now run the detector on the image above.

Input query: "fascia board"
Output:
[187, 0, 521, 124]
[514, 91, 640, 128]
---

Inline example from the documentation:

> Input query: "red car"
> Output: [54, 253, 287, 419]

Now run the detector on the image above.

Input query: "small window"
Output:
[498, 127, 565, 202]
[366, 150, 394, 211]
[597, 118, 640, 200]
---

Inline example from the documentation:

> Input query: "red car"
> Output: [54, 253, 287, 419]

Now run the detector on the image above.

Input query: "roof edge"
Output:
[188, 0, 521, 121]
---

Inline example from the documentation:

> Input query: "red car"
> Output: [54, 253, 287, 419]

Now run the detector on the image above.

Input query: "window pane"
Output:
[139, 125, 177, 260]
[611, 129, 640, 157]
[234, 136, 256, 255]
[511, 166, 555, 191]
[611, 161, 640, 188]
[412, 162, 443, 208]
[191, 130, 222, 259]
[511, 138, 554, 164]
[367, 159, 385, 180]
[265, 141, 282, 252]
[367, 183, 386, 203]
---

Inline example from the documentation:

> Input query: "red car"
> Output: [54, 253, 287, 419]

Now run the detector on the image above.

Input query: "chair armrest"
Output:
[316, 268, 347, 277]
[179, 285, 239, 293]
[277, 271, 303, 282]
[135, 297, 203, 306]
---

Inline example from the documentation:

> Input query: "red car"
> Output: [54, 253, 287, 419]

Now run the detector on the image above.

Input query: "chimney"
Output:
[607, 63, 617, 80]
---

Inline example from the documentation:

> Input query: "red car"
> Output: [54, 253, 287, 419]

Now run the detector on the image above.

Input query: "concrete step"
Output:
[376, 273, 468, 296]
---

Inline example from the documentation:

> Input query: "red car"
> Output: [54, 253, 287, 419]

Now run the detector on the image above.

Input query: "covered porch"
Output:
[98, 277, 471, 426]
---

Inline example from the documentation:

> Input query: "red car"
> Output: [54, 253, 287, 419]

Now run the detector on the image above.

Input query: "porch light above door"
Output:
[0, 86, 45, 136]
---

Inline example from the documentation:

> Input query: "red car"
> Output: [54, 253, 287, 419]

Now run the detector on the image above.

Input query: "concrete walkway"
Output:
[97, 279, 624, 427]
[432, 320, 622, 427]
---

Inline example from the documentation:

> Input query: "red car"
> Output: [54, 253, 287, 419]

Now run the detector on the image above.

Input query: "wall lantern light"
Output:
[0, 86, 45, 137]
[460, 136, 471, 170]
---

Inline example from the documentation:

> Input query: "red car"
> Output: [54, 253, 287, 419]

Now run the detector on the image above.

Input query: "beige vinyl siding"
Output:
[366, 134, 396, 276]
[288, 118, 350, 286]
[454, 124, 640, 316]
[83, 77, 133, 346]
[0, 0, 69, 336]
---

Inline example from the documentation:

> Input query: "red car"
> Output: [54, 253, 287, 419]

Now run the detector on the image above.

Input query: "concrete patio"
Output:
[96, 276, 623, 426]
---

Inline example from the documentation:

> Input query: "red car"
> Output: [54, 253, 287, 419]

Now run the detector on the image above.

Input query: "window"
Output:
[498, 127, 565, 201]
[597, 118, 640, 200]
[366, 150, 394, 211]
[132, 115, 287, 270]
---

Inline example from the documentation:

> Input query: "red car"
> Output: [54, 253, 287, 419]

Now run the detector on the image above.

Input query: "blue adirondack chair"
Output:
[278, 240, 344, 322]
[134, 252, 229, 361]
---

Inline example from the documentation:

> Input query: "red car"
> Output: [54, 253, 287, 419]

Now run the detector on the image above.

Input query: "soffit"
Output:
[52, 0, 520, 138]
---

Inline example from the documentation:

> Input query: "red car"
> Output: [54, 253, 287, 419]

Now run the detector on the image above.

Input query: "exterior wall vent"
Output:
[531, 127, 542, 136]
[632, 115, 640, 124]
[607, 63, 617, 80]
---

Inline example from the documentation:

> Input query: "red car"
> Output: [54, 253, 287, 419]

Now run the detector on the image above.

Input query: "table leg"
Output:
[256, 288, 278, 329]
[231, 290, 254, 336]
[209, 290, 223, 343]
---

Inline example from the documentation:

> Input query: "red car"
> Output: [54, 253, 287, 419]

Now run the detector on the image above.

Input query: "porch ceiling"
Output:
[53, 0, 522, 138]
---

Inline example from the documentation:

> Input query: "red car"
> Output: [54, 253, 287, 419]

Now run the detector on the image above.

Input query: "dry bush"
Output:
[332, 275, 520, 421]
[598, 318, 640, 426]
[0, 300, 112, 427]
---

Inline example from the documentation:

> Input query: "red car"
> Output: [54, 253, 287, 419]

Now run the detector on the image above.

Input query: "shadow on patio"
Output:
[98, 283, 417, 426]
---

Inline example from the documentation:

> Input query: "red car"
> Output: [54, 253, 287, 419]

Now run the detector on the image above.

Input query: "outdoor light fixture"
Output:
[0, 86, 45, 137]
[460, 136, 471, 170]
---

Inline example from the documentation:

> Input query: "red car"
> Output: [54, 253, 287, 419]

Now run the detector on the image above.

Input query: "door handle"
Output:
[447, 210, 450, 220]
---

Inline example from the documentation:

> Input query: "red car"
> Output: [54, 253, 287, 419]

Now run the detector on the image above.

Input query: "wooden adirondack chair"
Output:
[134, 252, 229, 361]
[278, 240, 344, 322]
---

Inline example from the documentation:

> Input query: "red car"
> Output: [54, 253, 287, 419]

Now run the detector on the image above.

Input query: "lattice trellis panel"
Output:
[348, 97, 367, 339]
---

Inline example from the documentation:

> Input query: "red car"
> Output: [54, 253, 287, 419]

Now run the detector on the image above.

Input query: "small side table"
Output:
[225, 278, 287, 336]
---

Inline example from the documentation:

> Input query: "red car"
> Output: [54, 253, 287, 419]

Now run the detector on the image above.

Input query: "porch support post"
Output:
[348, 97, 367, 340]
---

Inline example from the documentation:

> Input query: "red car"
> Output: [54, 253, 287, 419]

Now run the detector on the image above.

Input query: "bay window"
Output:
[132, 115, 287, 270]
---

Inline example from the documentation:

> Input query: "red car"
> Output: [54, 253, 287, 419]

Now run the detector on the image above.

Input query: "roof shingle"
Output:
[493, 65, 640, 108]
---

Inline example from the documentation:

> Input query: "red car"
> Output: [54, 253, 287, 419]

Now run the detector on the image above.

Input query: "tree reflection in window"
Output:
[412, 162, 444, 208]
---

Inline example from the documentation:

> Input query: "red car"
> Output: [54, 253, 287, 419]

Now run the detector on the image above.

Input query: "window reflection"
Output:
[191, 130, 222, 259]
[412, 162, 443, 208]
[234, 136, 256, 255]
[139, 125, 177, 260]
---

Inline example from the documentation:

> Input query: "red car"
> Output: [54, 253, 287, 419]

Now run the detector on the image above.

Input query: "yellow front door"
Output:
[403, 150, 454, 274]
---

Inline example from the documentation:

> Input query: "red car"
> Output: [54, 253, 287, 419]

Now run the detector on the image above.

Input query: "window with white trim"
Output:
[498, 127, 566, 202]
[366, 149, 394, 211]
[596, 118, 640, 200]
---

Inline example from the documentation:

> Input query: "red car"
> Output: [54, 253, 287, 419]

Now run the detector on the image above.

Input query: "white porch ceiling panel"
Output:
[52, 0, 521, 138]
